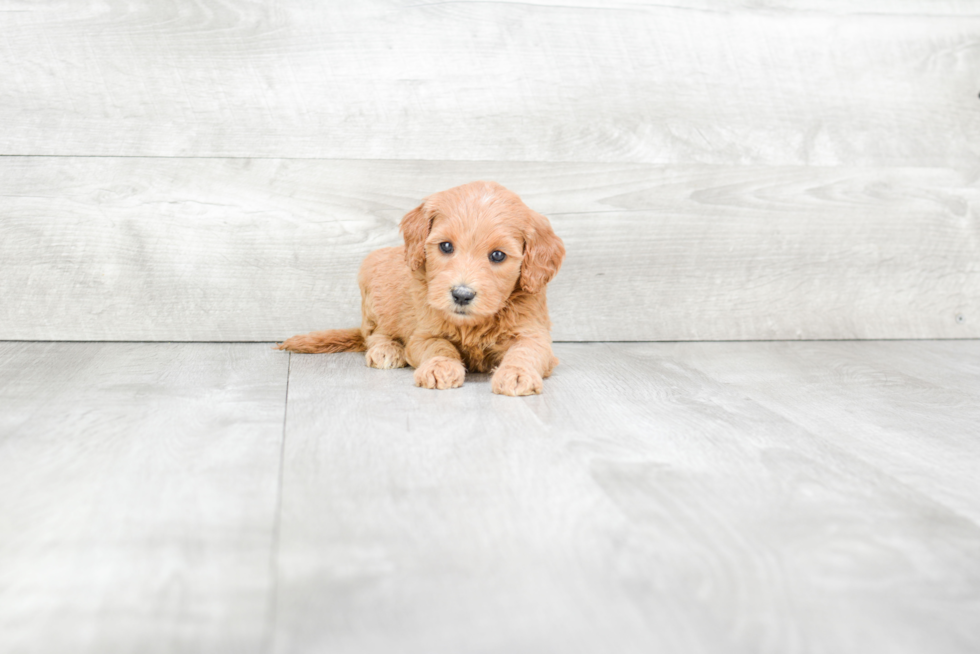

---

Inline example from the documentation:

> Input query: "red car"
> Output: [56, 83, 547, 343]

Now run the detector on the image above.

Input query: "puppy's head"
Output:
[400, 181, 565, 323]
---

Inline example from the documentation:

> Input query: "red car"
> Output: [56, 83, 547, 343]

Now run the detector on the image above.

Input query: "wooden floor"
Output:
[1, 340, 979, 654]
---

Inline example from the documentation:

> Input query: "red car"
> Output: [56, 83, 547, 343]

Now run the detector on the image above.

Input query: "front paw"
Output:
[414, 356, 465, 390]
[492, 365, 543, 396]
[365, 342, 407, 369]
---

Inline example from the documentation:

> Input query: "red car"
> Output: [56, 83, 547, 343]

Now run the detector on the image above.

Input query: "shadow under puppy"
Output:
[278, 181, 565, 396]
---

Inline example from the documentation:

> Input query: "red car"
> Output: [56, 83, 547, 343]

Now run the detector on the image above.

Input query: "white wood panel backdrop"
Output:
[2, 0, 978, 163]
[0, 0, 978, 341]
[1, 157, 976, 341]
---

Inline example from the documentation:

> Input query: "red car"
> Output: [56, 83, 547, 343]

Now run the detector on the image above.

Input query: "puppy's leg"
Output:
[492, 335, 556, 396]
[364, 334, 408, 369]
[406, 334, 466, 390]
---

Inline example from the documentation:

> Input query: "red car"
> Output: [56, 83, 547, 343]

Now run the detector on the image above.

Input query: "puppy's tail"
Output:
[275, 328, 366, 353]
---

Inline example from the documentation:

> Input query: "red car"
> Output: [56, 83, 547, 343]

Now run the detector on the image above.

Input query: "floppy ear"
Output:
[400, 203, 431, 271]
[520, 210, 566, 294]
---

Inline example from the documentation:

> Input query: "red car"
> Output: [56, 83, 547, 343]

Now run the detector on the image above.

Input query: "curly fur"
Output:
[278, 181, 565, 396]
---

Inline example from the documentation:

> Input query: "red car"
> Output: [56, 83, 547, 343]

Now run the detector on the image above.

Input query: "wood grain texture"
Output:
[1, 340, 978, 653]
[670, 339, 980, 523]
[1, 157, 977, 341]
[0, 342, 288, 654]
[274, 341, 980, 654]
[0, 0, 977, 164]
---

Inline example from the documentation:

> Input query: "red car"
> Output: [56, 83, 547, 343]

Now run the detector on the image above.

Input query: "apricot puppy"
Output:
[278, 181, 565, 396]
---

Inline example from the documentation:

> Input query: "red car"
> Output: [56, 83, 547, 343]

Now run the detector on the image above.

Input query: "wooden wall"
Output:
[1, 0, 978, 341]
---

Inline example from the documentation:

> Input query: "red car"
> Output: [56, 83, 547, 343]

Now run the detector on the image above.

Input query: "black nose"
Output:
[451, 286, 476, 305]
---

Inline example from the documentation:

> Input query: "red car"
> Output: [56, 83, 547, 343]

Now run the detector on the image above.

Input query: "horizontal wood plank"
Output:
[0, 157, 976, 341]
[0, 342, 288, 654]
[0, 1, 977, 164]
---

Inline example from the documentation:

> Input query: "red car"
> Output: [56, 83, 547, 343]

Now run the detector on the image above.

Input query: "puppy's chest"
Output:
[443, 328, 513, 373]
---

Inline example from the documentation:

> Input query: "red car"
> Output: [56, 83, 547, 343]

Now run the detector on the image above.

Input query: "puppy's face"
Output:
[401, 182, 564, 324]
[424, 210, 524, 322]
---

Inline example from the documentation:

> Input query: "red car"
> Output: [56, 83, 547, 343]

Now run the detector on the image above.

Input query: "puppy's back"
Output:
[358, 246, 416, 336]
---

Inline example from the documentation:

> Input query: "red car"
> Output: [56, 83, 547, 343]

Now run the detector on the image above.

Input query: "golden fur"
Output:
[277, 181, 565, 396]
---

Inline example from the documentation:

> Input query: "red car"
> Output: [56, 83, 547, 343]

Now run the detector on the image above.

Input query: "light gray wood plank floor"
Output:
[1, 341, 978, 653]
[0, 343, 289, 654]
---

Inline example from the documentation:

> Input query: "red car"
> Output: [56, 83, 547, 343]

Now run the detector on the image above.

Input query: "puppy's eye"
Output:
[439, 242, 454, 254]
[489, 250, 506, 263]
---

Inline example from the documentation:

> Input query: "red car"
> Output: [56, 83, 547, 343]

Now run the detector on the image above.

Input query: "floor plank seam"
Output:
[263, 351, 291, 654]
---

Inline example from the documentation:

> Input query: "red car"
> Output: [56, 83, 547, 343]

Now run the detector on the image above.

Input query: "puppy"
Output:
[277, 181, 565, 396]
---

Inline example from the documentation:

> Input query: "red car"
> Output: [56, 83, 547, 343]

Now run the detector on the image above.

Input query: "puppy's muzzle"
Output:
[451, 285, 476, 306]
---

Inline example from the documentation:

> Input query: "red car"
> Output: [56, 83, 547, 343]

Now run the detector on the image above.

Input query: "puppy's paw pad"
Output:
[492, 365, 543, 396]
[365, 342, 407, 369]
[414, 357, 465, 390]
